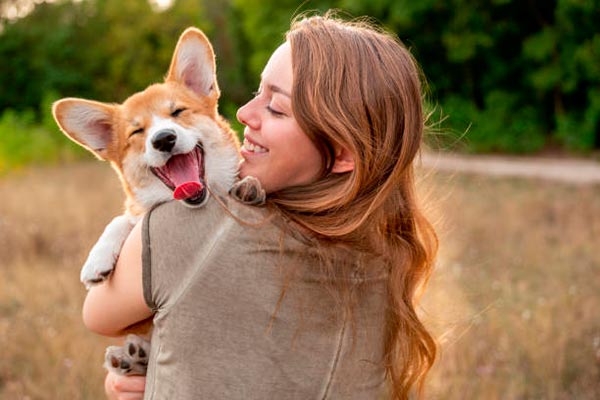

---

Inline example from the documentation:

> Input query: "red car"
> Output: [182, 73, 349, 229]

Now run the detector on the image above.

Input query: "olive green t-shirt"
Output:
[142, 196, 388, 399]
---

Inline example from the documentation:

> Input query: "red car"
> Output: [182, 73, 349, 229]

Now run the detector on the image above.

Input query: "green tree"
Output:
[523, 0, 600, 150]
[1, 0, 599, 156]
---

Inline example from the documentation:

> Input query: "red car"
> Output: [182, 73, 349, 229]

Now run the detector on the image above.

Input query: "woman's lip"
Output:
[242, 135, 269, 157]
[243, 134, 267, 149]
[240, 146, 268, 159]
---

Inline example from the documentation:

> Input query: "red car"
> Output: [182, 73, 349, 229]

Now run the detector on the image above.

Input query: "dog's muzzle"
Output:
[152, 129, 177, 153]
[150, 144, 207, 205]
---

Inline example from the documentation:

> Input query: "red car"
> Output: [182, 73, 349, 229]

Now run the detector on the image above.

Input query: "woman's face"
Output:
[236, 42, 323, 194]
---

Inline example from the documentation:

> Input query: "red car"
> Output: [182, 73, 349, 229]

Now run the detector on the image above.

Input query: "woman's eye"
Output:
[171, 108, 186, 117]
[129, 128, 144, 137]
[266, 105, 285, 117]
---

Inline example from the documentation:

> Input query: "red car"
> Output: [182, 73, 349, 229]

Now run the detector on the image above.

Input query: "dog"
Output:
[53, 27, 264, 376]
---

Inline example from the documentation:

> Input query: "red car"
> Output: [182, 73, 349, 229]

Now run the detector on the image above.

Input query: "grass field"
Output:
[0, 161, 598, 399]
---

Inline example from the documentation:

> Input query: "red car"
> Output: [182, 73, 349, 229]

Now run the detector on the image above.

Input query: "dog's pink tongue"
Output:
[166, 153, 203, 200]
[174, 181, 204, 200]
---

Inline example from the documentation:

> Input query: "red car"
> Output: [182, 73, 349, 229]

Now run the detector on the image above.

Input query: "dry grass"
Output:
[0, 162, 599, 399]
[420, 172, 600, 399]
[0, 162, 123, 399]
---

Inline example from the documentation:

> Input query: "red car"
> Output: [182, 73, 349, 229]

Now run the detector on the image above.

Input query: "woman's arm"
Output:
[82, 220, 153, 337]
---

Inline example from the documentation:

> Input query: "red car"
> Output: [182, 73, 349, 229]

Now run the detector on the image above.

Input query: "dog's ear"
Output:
[166, 27, 219, 99]
[52, 98, 115, 160]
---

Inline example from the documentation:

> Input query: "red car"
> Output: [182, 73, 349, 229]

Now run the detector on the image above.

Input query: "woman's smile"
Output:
[236, 42, 323, 193]
[241, 136, 269, 155]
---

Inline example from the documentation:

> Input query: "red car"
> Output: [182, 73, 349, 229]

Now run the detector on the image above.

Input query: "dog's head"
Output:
[52, 28, 240, 213]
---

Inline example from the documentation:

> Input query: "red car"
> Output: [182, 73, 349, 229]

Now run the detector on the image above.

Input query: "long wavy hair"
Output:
[267, 14, 438, 399]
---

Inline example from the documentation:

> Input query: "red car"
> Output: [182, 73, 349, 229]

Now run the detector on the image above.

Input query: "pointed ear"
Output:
[166, 27, 219, 98]
[52, 98, 115, 160]
[331, 145, 355, 174]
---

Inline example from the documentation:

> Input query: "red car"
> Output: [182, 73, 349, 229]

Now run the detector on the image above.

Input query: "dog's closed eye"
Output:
[129, 127, 144, 137]
[171, 108, 187, 117]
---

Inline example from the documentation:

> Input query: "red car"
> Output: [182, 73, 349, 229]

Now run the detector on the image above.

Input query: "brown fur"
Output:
[53, 28, 240, 217]
[52, 27, 242, 375]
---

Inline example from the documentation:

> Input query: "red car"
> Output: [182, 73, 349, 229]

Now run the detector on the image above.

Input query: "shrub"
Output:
[438, 92, 546, 154]
[0, 105, 84, 174]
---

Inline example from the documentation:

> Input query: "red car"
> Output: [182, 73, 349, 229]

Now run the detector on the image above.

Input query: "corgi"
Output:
[53, 27, 264, 376]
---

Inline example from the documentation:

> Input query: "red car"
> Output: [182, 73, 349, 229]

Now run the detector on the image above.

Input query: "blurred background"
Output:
[0, 0, 599, 399]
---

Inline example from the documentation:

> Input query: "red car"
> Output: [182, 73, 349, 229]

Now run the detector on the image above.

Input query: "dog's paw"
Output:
[230, 176, 266, 206]
[80, 214, 137, 288]
[104, 334, 150, 376]
[80, 247, 118, 288]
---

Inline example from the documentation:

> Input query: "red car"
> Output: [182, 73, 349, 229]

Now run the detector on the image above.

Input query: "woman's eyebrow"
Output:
[260, 77, 291, 98]
[268, 84, 291, 98]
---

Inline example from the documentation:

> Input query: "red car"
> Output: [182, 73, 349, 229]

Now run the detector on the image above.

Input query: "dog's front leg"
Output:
[81, 213, 140, 288]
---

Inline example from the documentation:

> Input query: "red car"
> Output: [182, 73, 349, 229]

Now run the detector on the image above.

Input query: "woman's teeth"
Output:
[243, 138, 268, 153]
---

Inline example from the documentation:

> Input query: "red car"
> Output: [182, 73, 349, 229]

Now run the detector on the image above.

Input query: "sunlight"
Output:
[149, 0, 174, 11]
[0, 0, 40, 21]
[1, 0, 174, 22]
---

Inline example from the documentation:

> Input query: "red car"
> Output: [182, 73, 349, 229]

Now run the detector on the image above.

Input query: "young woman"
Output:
[86, 13, 438, 400]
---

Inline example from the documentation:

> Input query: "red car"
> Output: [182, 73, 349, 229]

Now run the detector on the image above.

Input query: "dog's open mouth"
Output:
[151, 145, 207, 205]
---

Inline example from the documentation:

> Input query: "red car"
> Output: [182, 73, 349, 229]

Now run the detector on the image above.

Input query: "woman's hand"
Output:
[105, 371, 146, 400]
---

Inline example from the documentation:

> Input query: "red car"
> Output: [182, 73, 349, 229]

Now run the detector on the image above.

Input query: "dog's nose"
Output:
[152, 130, 177, 153]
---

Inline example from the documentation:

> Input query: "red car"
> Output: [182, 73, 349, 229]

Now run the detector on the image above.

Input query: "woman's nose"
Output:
[237, 100, 259, 130]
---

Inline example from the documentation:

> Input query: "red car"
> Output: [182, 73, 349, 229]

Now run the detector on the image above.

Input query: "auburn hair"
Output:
[267, 14, 438, 399]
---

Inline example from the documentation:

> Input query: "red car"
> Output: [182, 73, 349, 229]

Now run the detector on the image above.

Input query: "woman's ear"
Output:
[331, 146, 355, 173]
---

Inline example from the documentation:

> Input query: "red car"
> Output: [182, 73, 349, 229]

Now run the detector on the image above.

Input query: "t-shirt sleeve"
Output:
[141, 207, 156, 310]
[141, 198, 232, 312]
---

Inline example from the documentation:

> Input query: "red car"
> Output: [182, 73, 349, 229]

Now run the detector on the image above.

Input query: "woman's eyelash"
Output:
[266, 105, 284, 116]
[253, 88, 284, 116]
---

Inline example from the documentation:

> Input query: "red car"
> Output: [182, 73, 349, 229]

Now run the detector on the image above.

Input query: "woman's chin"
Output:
[239, 163, 262, 184]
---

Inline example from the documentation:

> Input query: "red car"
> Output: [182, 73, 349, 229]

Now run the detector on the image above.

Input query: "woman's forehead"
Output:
[261, 42, 293, 93]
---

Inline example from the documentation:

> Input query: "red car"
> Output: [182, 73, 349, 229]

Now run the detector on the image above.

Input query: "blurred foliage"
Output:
[0, 0, 599, 169]
[0, 92, 85, 173]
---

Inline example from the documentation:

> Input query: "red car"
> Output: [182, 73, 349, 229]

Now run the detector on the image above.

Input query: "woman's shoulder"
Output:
[145, 197, 388, 280]
[147, 194, 268, 223]
[144, 195, 287, 244]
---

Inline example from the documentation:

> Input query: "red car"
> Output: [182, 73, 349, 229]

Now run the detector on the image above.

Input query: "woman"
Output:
[87, 13, 438, 400]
